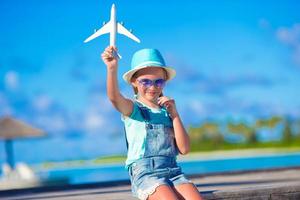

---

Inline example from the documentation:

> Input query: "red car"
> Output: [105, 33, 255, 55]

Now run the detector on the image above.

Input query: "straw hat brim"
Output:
[123, 66, 176, 84]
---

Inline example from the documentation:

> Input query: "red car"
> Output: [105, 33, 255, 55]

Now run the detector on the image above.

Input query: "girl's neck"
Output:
[136, 96, 160, 109]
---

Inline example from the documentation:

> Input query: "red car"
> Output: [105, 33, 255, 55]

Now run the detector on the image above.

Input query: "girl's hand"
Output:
[157, 96, 179, 119]
[101, 46, 118, 71]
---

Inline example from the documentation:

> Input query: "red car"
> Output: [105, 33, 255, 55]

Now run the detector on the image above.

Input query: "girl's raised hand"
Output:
[101, 46, 118, 71]
[157, 96, 179, 119]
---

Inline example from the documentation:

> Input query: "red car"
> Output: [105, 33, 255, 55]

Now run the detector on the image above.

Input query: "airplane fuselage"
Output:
[110, 4, 117, 46]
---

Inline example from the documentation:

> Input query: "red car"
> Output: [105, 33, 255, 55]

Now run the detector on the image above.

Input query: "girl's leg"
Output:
[148, 184, 179, 200]
[173, 183, 203, 200]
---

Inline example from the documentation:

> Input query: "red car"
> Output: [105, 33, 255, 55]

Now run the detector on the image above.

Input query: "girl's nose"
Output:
[148, 85, 156, 89]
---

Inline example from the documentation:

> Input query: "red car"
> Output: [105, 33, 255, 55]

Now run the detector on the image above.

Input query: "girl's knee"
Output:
[148, 184, 179, 200]
[173, 183, 203, 200]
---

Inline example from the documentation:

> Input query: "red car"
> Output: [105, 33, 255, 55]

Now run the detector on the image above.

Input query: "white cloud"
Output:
[50, 116, 67, 132]
[84, 111, 105, 131]
[79, 89, 121, 134]
[276, 23, 300, 66]
[82, 101, 120, 134]
[33, 95, 53, 111]
[277, 23, 300, 46]
[36, 115, 67, 133]
[4, 71, 19, 90]
[0, 93, 13, 116]
[180, 99, 208, 124]
[189, 100, 206, 115]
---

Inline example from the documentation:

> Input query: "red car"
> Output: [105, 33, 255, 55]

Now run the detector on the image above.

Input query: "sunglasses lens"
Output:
[138, 78, 166, 88]
[139, 79, 152, 87]
[155, 79, 165, 88]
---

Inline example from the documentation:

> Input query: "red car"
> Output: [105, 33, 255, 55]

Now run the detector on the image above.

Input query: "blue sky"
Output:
[0, 0, 300, 163]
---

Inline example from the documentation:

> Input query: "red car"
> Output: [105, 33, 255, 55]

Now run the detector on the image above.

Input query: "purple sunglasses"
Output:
[137, 78, 166, 88]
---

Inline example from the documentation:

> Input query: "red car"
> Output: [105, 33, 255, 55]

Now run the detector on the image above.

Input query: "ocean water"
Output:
[38, 152, 300, 185]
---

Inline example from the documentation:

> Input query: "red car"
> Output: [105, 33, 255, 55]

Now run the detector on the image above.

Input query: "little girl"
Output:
[102, 46, 202, 200]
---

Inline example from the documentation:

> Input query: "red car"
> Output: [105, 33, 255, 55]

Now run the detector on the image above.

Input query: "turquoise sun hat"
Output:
[122, 48, 176, 83]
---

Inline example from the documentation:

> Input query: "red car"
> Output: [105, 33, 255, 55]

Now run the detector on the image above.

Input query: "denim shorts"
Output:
[128, 156, 192, 200]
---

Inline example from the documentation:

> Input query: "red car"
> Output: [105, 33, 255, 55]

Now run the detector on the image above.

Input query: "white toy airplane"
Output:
[84, 4, 140, 59]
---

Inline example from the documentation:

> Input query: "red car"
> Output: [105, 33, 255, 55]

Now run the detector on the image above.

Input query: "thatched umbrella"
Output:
[0, 116, 45, 169]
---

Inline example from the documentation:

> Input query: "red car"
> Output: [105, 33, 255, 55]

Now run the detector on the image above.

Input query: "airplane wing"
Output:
[117, 23, 140, 43]
[84, 21, 111, 43]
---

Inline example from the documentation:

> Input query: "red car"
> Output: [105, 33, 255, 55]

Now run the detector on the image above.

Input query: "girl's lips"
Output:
[147, 91, 158, 95]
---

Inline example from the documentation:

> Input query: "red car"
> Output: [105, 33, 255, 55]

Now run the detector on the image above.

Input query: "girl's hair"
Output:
[131, 68, 168, 96]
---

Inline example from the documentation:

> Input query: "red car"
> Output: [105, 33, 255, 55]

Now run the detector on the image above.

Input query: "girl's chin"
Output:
[145, 95, 159, 101]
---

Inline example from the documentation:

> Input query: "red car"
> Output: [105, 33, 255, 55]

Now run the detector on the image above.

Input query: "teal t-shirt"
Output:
[122, 100, 173, 168]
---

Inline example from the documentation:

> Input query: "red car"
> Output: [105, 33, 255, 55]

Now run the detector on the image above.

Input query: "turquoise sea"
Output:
[37, 152, 300, 185]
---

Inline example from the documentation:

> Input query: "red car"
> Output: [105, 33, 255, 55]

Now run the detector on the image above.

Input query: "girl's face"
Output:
[131, 67, 167, 103]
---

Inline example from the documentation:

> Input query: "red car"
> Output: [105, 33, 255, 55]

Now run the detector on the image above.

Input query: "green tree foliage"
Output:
[282, 119, 293, 144]
[227, 121, 257, 144]
[189, 122, 224, 150]
[295, 119, 300, 138]
[255, 116, 282, 129]
[188, 116, 300, 152]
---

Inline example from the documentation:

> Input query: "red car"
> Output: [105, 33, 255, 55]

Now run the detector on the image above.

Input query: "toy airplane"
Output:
[84, 4, 140, 59]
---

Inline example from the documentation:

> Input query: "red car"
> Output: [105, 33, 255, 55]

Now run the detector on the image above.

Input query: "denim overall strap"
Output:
[124, 101, 177, 157]
[134, 101, 151, 122]
[124, 126, 129, 150]
[134, 102, 177, 158]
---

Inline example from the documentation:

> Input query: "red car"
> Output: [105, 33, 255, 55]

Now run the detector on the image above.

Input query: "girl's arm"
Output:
[102, 46, 133, 116]
[158, 97, 190, 155]
[172, 114, 190, 155]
